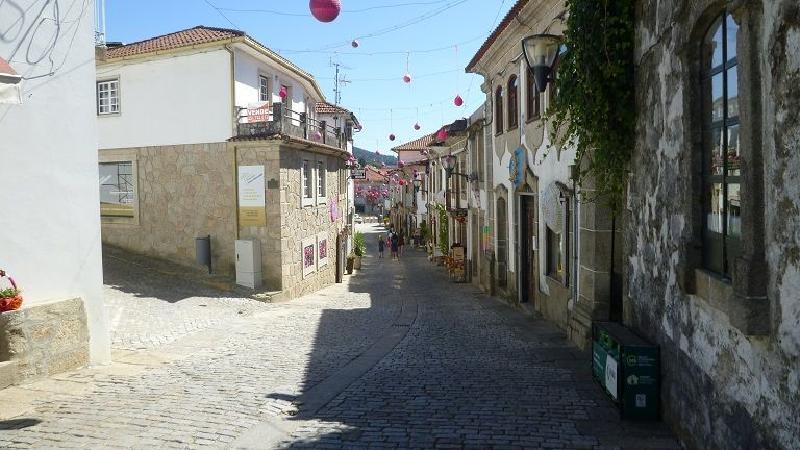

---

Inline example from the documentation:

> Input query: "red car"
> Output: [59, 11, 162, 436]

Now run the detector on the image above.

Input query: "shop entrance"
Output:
[519, 194, 537, 304]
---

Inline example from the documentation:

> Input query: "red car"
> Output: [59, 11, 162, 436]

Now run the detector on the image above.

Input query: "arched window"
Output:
[701, 12, 740, 277]
[507, 75, 519, 129]
[496, 197, 508, 287]
[494, 86, 504, 134]
[526, 68, 540, 121]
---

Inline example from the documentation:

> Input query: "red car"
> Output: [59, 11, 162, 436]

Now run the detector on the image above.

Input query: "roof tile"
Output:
[106, 26, 244, 59]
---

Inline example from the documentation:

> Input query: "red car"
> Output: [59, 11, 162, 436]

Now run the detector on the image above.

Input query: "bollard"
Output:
[195, 235, 211, 274]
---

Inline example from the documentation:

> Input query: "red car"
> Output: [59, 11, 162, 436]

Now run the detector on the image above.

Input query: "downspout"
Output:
[225, 44, 240, 240]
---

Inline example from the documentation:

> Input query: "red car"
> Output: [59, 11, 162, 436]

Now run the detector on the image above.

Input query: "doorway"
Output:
[335, 234, 343, 283]
[519, 195, 537, 304]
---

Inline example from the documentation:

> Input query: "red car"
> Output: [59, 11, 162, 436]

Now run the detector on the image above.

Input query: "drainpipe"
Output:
[225, 44, 240, 240]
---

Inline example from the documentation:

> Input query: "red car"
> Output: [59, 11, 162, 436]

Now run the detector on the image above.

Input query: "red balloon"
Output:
[310, 0, 341, 23]
[454, 94, 464, 106]
[403, 74, 412, 83]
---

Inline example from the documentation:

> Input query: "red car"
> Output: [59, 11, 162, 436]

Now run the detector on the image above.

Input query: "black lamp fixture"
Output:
[441, 153, 458, 178]
[522, 34, 562, 93]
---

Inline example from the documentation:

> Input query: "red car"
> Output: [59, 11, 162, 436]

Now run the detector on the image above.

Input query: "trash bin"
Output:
[195, 235, 211, 273]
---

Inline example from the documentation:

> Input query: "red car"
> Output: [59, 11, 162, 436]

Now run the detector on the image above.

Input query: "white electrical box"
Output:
[235, 239, 262, 289]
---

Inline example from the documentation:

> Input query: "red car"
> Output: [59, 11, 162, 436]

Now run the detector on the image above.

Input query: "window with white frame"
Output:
[97, 79, 120, 115]
[302, 236, 316, 278]
[317, 159, 326, 200]
[259, 75, 270, 102]
[317, 232, 329, 268]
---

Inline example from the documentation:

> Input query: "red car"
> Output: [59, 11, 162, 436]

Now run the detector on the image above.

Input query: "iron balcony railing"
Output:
[236, 102, 350, 150]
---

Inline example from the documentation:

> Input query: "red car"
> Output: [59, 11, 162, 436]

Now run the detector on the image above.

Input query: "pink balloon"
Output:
[403, 74, 412, 83]
[414, 123, 421, 130]
[389, 134, 396, 141]
[351, 40, 359, 48]
[454, 94, 463, 106]
[309, 0, 341, 23]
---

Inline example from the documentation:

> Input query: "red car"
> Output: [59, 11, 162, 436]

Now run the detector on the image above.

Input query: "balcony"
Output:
[235, 102, 349, 150]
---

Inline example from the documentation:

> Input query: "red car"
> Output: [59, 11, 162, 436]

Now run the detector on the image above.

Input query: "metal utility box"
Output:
[235, 239, 262, 289]
[592, 321, 660, 420]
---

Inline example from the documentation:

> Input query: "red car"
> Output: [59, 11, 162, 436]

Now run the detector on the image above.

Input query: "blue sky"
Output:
[104, 0, 514, 152]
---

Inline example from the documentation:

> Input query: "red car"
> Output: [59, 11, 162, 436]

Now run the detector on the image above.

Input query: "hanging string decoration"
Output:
[403, 53, 412, 83]
[309, 0, 342, 23]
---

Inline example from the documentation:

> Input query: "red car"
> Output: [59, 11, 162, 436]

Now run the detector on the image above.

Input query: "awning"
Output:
[0, 57, 22, 105]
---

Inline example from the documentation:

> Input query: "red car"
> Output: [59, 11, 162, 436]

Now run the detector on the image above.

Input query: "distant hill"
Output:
[353, 146, 397, 167]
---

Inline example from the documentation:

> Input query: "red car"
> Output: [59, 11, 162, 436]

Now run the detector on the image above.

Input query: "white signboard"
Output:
[605, 354, 619, 400]
[246, 102, 271, 123]
[350, 168, 367, 180]
[238, 166, 266, 227]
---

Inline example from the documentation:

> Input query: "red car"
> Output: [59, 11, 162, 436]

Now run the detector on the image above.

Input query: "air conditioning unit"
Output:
[235, 239, 262, 289]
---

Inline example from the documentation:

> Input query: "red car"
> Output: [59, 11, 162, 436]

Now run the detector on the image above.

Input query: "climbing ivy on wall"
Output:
[437, 205, 449, 255]
[549, 0, 635, 209]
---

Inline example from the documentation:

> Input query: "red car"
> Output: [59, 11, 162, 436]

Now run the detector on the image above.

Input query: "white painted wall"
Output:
[97, 49, 232, 148]
[0, 0, 109, 364]
[233, 48, 313, 120]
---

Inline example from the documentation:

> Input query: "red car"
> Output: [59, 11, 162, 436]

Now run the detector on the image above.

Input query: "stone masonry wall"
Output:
[628, 1, 800, 449]
[101, 143, 237, 275]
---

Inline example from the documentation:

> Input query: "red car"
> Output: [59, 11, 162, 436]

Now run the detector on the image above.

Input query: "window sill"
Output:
[101, 216, 138, 226]
[507, 125, 519, 131]
[692, 269, 770, 336]
[97, 113, 121, 118]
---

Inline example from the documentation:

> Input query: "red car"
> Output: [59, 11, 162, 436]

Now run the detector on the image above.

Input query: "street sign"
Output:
[350, 168, 367, 180]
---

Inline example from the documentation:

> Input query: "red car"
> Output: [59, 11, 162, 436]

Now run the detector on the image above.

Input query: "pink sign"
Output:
[247, 102, 271, 123]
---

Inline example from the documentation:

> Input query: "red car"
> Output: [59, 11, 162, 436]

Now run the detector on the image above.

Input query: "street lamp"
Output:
[441, 154, 457, 177]
[522, 34, 562, 93]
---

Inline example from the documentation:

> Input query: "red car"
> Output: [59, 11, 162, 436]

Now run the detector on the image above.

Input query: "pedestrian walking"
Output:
[377, 235, 385, 258]
[390, 232, 399, 260]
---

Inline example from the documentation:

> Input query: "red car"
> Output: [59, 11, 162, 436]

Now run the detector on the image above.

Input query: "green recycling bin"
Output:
[592, 321, 660, 420]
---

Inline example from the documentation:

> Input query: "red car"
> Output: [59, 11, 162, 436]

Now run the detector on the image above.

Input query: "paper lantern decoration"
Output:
[436, 127, 448, 141]
[403, 73, 412, 83]
[351, 40, 359, 48]
[279, 85, 288, 99]
[310, 0, 341, 23]
[454, 94, 464, 106]
[312, 130, 323, 141]
[389, 134, 396, 141]
[414, 122, 421, 130]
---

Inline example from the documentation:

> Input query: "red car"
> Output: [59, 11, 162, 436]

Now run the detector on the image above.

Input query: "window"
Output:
[546, 226, 562, 279]
[99, 161, 135, 218]
[317, 232, 329, 268]
[547, 45, 568, 110]
[302, 236, 316, 278]
[97, 79, 119, 115]
[494, 86, 504, 134]
[526, 68, 541, 121]
[259, 75, 270, 102]
[507, 75, 519, 129]
[317, 159, 326, 199]
[701, 12, 740, 277]
[302, 159, 313, 200]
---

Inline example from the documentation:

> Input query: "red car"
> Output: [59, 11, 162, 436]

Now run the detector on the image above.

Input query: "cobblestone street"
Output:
[0, 225, 679, 449]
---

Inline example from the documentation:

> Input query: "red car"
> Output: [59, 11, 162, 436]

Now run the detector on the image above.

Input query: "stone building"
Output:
[465, 0, 621, 346]
[627, 1, 800, 448]
[96, 26, 358, 300]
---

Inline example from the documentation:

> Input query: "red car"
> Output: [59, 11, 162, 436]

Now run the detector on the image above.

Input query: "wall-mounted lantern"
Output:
[521, 34, 562, 93]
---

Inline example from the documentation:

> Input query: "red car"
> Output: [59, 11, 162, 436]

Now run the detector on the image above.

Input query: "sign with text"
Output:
[350, 168, 367, 180]
[246, 102, 271, 123]
[238, 165, 266, 227]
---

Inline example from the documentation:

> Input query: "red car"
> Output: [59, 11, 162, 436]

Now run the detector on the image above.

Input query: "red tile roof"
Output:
[106, 26, 245, 59]
[0, 57, 19, 77]
[315, 101, 350, 115]
[466, 0, 530, 72]
[391, 132, 436, 152]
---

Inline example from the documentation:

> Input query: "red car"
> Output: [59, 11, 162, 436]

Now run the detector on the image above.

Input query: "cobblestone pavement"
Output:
[0, 225, 680, 449]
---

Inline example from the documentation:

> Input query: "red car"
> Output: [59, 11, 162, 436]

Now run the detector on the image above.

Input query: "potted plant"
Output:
[346, 253, 355, 274]
[353, 232, 366, 270]
[0, 269, 23, 313]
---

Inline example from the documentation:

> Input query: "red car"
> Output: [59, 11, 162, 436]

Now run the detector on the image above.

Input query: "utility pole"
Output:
[330, 59, 351, 107]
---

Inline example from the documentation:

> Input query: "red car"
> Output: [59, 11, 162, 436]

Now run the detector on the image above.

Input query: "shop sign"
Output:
[247, 102, 271, 123]
[350, 168, 367, 179]
[508, 146, 527, 188]
[238, 165, 266, 227]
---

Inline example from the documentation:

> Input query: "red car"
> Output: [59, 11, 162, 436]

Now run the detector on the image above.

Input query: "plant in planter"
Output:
[346, 253, 355, 274]
[0, 269, 23, 312]
[353, 232, 366, 270]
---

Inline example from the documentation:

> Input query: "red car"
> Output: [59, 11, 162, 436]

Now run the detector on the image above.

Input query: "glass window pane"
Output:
[99, 162, 135, 218]
[727, 68, 739, 119]
[727, 183, 741, 237]
[706, 182, 724, 233]
[705, 17, 724, 70]
[727, 124, 741, 176]
[708, 127, 724, 176]
[711, 73, 724, 122]
[725, 14, 738, 61]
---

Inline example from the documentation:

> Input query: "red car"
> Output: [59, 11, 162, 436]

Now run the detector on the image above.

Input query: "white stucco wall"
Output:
[97, 49, 233, 148]
[0, 0, 109, 363]
[234, 48, 311, 119]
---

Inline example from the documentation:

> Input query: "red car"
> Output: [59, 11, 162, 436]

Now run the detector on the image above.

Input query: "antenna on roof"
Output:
[330, 57, 352, 107]
[95, 0, 106, 45]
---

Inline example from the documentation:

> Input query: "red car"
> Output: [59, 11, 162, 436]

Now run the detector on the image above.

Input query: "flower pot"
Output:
[354, 256, 362, 270]
[346, 257, 355, 274]
[0, 295, 23, 312]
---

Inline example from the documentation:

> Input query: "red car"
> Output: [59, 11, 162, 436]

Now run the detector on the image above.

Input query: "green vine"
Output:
[548, 0, 635, 209]
[437, 205, 449, 255]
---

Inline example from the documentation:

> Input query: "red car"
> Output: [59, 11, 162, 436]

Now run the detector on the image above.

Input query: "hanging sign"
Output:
[350, 168, 367, 180]
[247, 102, 271, 123]
[238, 166, 266, 227]
[508, 147, 527, 188]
